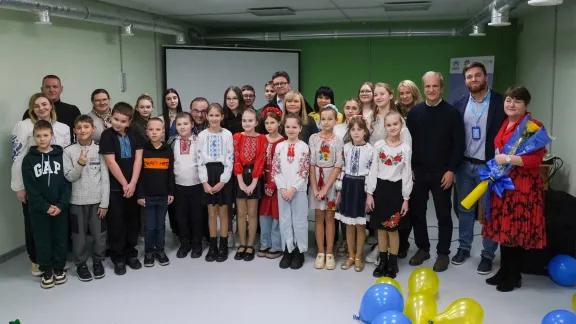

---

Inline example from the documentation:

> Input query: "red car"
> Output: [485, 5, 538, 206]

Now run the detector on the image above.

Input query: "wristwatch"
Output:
[505, 155, 511, 163]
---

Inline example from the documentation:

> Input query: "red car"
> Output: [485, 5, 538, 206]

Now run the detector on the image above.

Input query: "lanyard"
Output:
[469, 90, 491, 125]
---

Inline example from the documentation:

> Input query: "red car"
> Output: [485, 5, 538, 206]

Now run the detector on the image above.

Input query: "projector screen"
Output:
[164, 46, 300, 111]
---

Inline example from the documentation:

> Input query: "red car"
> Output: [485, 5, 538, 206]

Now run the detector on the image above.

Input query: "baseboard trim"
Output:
[0, 245, 25, 264]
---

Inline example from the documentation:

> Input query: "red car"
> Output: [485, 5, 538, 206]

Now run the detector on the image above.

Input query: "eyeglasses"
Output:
[359, 90, 372, 94]
[243, 95, 255, 99]
[273, 82, 289, 88]
[191, 109, 207, 115]
[226, 98, 238, 102]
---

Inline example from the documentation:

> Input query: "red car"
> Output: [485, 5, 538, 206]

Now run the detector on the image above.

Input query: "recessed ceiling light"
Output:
[382, 1, 431, 11]
[528, 0, 563, 5]
[247, 7, 295, 17]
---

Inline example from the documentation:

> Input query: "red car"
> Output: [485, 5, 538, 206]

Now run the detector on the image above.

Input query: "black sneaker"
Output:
[76, 263, 93, 282]
[451, 248, 471, 265]
[205, 237, 218, 262]
[279, 248, 292, 269]
[127, 257, 142, 270]
[155, 251, 170, 266]
[144, 253, 155, 267]
[54, 269, 67, 285]
[190, 241, 203, 259]
[289, 247, 304, 270]
[41, 270, 55, 289]
[176, 240, 191, 258]
[477, 256, 493, 275]
[93, 260, 105, 279]
[114, 262, 126, 275]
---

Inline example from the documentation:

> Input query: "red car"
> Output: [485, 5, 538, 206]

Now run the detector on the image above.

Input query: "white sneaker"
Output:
[325, 254, 336, 270]
[366, 246, 379, 264]
[366, 235, 378, 245]
[227, 232, 234, 248]
[314, 253, 326, 269]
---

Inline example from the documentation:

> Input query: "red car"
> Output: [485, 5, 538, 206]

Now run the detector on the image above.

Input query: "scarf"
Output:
[91, 107, 112, 129]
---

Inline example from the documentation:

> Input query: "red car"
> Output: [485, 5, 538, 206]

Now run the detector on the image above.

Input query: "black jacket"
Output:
[23, 99, 81, 144]
[257, 94, 315, 135]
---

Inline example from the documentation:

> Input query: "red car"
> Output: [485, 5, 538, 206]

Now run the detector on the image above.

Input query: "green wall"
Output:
[208, 22, 518, 107]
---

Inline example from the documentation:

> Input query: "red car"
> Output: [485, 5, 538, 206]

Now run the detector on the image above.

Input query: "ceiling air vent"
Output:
[248, 7, 296, 17]
[382, 1, 431, 11]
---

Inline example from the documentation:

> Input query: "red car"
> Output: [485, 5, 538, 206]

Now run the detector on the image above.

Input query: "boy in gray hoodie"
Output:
[63, 115, 110, 282]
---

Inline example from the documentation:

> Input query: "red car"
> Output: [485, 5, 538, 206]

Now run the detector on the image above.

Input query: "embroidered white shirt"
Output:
[197, 128, 234, 183]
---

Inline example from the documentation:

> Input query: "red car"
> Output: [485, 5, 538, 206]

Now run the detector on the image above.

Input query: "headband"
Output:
[261, 106, 282, 119]
[324, 104, 338, 113]
[349, 114, 367, 123]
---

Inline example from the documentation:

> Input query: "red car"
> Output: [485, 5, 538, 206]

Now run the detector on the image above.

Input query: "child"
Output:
[309, 106, 344, 270]
[63, 115, 110, 281]
[366, 111, 413, 278]
[258, 107, 285, 259]
[99, 102, 144, 276]
[22, 120, 71, 289]
[132, 94, 155, 141]
[197, 103, 234, 263]
[233, 109, 267, 262]
[136, 117, 175, 267]
[172, 112, 204, 259]
[272, 114, 310, 270]
[335, 116, 373, 272]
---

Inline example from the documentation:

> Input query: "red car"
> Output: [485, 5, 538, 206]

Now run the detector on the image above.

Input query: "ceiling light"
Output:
[175, 34, 186, 44]
[247, 7, 295, 17]
[35, 10, 52, 25]
[469, 24, 486, 36]
[382, 1, 431, 11]
[121, 24, 134, 36]
[488, 6, 511, 27]
[528, 0, 563, 5]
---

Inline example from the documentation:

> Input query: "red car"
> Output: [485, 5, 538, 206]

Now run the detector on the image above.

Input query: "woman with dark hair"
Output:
[483, 86, 546, 292]
[132, 94, 155, 141]
[309, 86, 344, 129]
[87, 89, 112, 144]
[159, 88, 183, 142]
[223, 86, 246, 135]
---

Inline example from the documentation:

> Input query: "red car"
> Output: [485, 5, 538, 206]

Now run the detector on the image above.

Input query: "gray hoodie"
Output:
[63, 141, 110, 208]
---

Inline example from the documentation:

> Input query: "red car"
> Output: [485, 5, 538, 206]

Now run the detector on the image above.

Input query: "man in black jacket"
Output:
[23, 75, 81, 144]
[450, 62, 506, 275]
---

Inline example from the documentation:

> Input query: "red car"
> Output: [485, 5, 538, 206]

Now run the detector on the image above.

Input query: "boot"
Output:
[487, 245, 508, 286]
[205, 237, 218, 262]
[176, 239, 191, 258]
[290, 247, 304, 270]
[373, 252, 388, 278]
[497, 247, 522, 292]
[216, 236, 229, 262]
[386, 253, 399, 279]
[190, 240, 203, 259]
[279, 247, 292, 269]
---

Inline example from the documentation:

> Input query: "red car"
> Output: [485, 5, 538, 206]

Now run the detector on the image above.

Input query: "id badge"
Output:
[472, 126, 481, 141]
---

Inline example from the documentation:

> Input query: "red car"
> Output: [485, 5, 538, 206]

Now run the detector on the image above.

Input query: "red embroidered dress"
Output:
[482, 117, 546, 249]
[259, 136, 286, 220]
[232, 133, 267, 178]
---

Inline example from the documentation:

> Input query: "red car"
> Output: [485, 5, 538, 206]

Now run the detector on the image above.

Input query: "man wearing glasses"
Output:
[190, 97, 209, 135]
[264, 70, 313, 114]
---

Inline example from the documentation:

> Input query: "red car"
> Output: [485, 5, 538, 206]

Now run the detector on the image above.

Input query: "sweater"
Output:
[22, 99, 81, 144]
[63, 141, 110, 208]
[136, 141, 175, 198]
[21, 145, 71, 213]
[406, 100, 465, 173]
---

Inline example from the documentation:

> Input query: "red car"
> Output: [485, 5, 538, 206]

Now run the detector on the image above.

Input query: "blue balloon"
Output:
[357, 284, 404, 323]
[542, 310, 576, 324]
[371, 311, 412, 324]
[549, 255, 576, 287]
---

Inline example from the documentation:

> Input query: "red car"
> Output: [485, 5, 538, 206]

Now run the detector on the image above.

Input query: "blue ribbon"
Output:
[477, 159, 515, 221]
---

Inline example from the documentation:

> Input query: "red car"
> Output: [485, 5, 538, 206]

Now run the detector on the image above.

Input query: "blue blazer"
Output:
[453, 90, 506, 161]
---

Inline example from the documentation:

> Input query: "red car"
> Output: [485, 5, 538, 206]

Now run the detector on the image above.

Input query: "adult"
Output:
[281, 91, 318, 144]
[242, 85, 256, 112]
[190, 97, 209, 135]
[451, 62, 506, 275]
[23, 75, 80, 144]
[159, 88, 183, 142]
[87, 89, 112, 144]
[264, 80, 276, 103]
[483, 86, 546, 292]
[309, 86, 344, 129]
[358, 82, 376, 118]
[12, 93, 71, 276]
[395, 80, 422, 259]
[264, 71, 313, 114]
[223, 86, 245, 135]
[406, 71, 464, 272]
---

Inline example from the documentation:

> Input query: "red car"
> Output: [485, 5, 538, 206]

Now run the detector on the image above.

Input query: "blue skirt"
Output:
[335, 175, 367, 225]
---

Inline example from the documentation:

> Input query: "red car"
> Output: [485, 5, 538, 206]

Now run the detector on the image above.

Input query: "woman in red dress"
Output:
[483, 86, 546, 292]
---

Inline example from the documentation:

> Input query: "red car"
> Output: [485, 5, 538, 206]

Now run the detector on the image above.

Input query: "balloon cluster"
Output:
[540, 293, 576, 324]
[354, 268, 484, 324]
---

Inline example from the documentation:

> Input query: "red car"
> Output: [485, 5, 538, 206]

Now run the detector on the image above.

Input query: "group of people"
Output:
[11, 63, 546, 294]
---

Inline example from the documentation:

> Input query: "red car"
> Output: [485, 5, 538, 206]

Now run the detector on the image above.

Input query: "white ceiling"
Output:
[98, 0, 491, 26]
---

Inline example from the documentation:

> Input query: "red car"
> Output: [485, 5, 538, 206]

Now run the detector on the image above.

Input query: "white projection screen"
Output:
[164, 46, 300, 111]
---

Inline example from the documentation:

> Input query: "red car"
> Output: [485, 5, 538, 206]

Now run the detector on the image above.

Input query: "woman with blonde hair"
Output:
[281, 91, 318, 144]
[396, 80, 422, 118]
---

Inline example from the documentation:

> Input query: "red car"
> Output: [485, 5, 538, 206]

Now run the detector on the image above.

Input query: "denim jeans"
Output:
[456, 161, 499, 260]
[144, 195, 168, 253]
[259, 216, 282, 252]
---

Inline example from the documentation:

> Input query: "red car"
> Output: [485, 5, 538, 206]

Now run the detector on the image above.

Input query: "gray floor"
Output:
[0, 199, 574, 324]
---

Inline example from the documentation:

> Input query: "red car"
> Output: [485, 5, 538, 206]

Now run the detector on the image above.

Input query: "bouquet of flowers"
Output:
[461, 115, 554, 220]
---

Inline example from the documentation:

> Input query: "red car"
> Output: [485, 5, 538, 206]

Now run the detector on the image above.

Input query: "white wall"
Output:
[0, 9, 167, 256]
[517, 2, 576, 195]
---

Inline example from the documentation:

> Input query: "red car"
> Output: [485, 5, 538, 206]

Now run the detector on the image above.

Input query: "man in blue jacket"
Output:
[451, 62, 506, 275]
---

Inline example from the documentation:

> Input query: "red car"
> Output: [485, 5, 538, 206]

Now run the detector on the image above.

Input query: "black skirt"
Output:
[335, 175, 367, 225]
[202, 162, 234, 206]
[369, 179, 405, 232]
[236, 164, 263, 199]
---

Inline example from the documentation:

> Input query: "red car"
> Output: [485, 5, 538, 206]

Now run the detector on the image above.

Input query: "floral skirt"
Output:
[308, 166, 338, 211]
[369, 179, 404, 232]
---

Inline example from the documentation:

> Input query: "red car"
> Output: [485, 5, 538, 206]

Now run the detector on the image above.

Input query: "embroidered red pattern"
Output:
[287, 144, 295, 164]
[383, 212, 401, 228]
[179, 139, 191, 155]
[243, 136, 258, 161]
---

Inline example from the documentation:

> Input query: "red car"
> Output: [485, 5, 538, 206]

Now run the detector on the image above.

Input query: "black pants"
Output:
[30, 208, 68, 272]
[399, 226, 411, 252]
[107, 191, 140, 264]
[22, 203, 37, 264]
[410, 169, 453, 256]
[168, 201, 178, 236]
[175, 184, 204, 243]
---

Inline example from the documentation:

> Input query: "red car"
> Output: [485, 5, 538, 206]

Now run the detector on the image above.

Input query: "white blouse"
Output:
[272, 140, 310, 192]
[308, 133, 344, 169]
[333, 123, 348, 141]
[366, 140, 413, 200]
[197, 128, 234, 184]
[173, 135, 201, 186]
[368, 113, 412, 147]
[335, 142, 373, 191]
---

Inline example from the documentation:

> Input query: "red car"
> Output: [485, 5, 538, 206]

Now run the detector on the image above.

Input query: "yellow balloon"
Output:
[375, 277, 405, 297]
[408, 267, 440, 297]
[572, 293, 576, 312]
[430, 298, 484, 324]
[404, 293, 438, 324]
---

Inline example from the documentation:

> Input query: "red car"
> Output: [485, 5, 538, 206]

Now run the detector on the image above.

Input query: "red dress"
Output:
[482, 117, 546, 249]
[259, 136, 285, 220]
